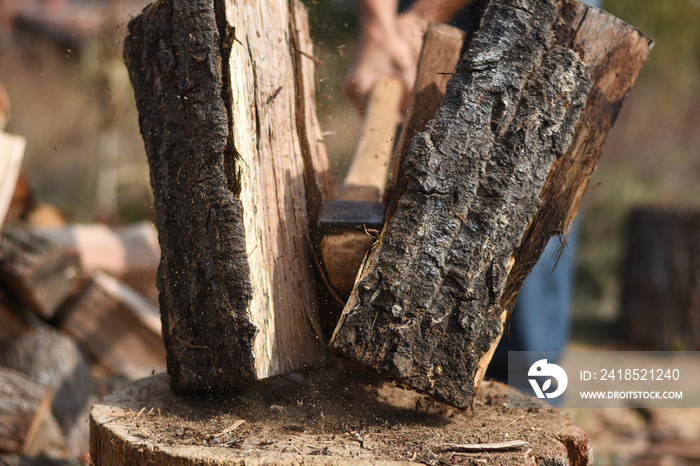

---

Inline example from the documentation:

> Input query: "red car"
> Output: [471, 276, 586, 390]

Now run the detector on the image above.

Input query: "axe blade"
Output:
[318, 200, 385, 233]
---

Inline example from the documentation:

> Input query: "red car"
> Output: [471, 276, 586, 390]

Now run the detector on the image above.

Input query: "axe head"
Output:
[318, 200, 385, 233]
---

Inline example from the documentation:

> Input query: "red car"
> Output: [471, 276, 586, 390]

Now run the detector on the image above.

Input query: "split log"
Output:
[0, 368, 64, 456]
[0, 224, 81, 320]
[37, 222, 160, 303]
[0, 325, 93, 440]
[58, 272, 166, 380]
[123, 0, 332, 394]
[619, 207, 700, 350]
[331, 0, 653, 409]
[90, 365, 591, 465]
[0, 131, 26, 227]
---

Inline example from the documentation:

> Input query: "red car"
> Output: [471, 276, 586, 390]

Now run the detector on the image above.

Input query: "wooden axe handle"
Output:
[321, 77, 402, 295]
[338, 77, 403, 202]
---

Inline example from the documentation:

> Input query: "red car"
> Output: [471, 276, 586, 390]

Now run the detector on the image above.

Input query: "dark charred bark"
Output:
[124, 0, 256, 394]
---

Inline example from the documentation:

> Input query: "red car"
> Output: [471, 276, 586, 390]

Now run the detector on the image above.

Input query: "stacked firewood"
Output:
[0, 88, 165, 461]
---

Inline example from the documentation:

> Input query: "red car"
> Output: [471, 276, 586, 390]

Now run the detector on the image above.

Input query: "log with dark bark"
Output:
[619, 207, 700, 351]
[0, 224, 81, 320]
[123, 0, 332, 394]
[0, 368, 63, 455]
[331, 0, 653, 409]
[58, 272, 166, 380]
[0, 325, 93, 438]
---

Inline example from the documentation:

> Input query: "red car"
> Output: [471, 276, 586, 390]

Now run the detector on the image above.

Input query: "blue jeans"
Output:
[488, 224, 579, 379]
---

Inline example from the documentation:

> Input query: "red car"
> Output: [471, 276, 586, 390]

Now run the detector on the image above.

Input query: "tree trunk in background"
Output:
[331, 0, 653, 409]
[123, 0, 332, 395]
[620, 207, 700, 350]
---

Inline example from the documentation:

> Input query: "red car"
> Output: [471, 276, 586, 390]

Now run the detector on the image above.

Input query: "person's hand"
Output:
[343, 9, 428, 115]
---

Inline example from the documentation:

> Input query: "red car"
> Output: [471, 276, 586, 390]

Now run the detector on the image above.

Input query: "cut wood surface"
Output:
[0, 131, 26, 228]
[0, 367, 57, 455]
[331, 0, 653, 409]
[620, 207, 700, 350]
[0, 224, 81, 319]
[59, 271, 166, 380]
[38, 222, 160, 303]
[90, 365, 591, 465]
[124, 0, 331, 393]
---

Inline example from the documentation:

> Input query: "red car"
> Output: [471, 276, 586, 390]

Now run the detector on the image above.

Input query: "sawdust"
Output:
[91, 361, 585, 465]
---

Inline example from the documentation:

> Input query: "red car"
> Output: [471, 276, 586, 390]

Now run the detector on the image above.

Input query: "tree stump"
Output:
[123, 0, 332, 394]
[90, 366, 591, 465]
[330, 0, 653, 409]
[619, 207, 700, 350]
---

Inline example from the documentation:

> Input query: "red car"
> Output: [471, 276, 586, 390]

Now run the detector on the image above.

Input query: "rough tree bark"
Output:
[331, 0, 653, 409]
[123, 0, 332, 394]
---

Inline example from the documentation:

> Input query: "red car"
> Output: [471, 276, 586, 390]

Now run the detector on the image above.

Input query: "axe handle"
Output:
[321, 77, 402, 295]
[339, 77, 403, 202]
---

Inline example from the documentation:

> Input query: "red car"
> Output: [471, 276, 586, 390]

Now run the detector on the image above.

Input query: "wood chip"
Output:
[214, 419, 246, 438]
[222, 419, 245, 434]
[440, 440, 530, 452]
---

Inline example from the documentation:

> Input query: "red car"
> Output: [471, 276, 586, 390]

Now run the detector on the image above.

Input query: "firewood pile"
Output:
[0, 102, 165, 462]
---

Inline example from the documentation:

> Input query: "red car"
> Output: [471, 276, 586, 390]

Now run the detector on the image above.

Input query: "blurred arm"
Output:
[344, 0, 474, 113]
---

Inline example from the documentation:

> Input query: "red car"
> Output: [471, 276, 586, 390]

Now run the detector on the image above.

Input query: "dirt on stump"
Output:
[90, 362, 590, 465]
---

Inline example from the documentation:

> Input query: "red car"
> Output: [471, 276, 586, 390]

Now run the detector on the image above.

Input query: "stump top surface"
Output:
[90, 364, 589, 465]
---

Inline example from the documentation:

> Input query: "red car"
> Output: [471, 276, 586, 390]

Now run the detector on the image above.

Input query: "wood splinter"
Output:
[439, 440, 530, 452]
